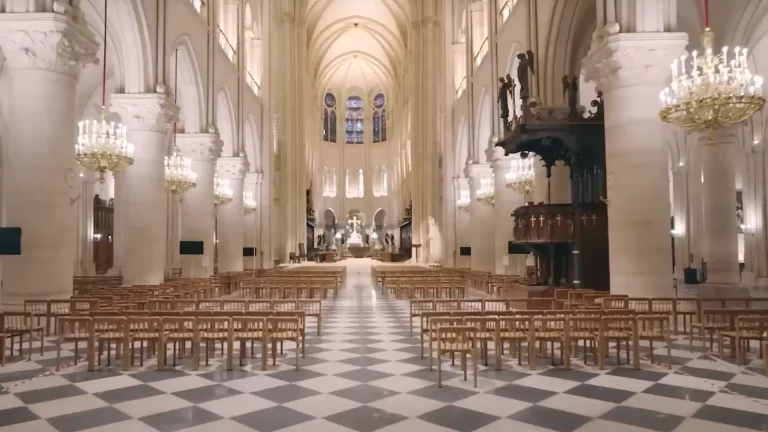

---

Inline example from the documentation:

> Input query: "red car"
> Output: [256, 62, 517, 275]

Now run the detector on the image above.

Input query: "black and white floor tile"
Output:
[1, 259, 768, 431]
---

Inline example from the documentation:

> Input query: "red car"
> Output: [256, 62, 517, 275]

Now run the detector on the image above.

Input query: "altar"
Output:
[346, 215, 370, 257]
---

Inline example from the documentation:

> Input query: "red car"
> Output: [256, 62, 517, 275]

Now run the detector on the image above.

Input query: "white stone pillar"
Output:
[243, 172, 262, 270]
[491, 149, 525, 275]
[454, 177, 471, 268]
[0, 14, 97, 308]
[77, 174, 97, 276]
[466, 164, 495, 272]
[166, 193, 182, 276]
[670, 164, 690, 283]
[249, 38, 262, 85]
[177, 133, 221, 277]
[469, 1, 484, 62]
[217, 157, 246, 272]
[584, 33, 687, 297]
[111, 93, 179, 286]
[452, 43, 466, 91]
[700, 133, 740, 284]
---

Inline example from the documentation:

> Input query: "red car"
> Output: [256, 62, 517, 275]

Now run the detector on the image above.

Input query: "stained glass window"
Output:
[345, 95, 364, 144]
[322, 91, 337, 142]
[372, 93, 387, 143]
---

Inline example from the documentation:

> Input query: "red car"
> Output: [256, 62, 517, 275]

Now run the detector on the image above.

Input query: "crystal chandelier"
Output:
[457, 188, 470, 213]
[659, 0, 764, 142]
[244, 191, 257, 215]
[475, 176, 495, 206]
[214, 173, 233, 206]
[505, 157, 534, 196]
[75, 0, 134, 183]
[165, 145, 197, 194]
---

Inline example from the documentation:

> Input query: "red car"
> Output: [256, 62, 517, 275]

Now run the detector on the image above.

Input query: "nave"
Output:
[0, 260, 767, 432]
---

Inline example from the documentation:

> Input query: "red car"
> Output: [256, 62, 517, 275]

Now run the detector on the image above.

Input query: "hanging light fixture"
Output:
[475, 175, 495, 206]
[243, 191, 257, 215]
[456, 188, 470, 213]
[659, 0, 764, 143]
[165, 49, 197, 194]
[75, 0, 134, 183]
[505, 157, 534, 197]
[214, 173, 233, 206]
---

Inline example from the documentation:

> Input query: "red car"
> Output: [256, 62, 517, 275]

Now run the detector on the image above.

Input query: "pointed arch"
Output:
[475, 89, 492, 162]
[455, 117, 468, 175]
[216, 87, 237, 156]
[244, 115, 260, 171]
[169, 36, 205, 133]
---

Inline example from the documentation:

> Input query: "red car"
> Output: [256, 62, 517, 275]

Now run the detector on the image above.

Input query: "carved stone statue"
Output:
[497, 77, 510, 128]
[517, 50, 535, 100]
[562, 75, 579, 115]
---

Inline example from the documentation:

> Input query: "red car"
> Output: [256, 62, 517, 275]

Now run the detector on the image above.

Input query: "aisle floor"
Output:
[1, 259, 767, 431]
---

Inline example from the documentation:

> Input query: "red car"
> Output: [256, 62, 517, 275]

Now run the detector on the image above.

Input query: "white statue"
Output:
[427, 217, 442, 264]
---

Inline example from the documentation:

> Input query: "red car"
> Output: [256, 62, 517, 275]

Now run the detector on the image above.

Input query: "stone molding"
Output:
[464, 163, 493, 181]
[583, 32, 688, 93]
[176, 133, 223, 161]
[110, 93, 179, 133]
[216, 157, 248, 179]
[0, 14, 98, 77]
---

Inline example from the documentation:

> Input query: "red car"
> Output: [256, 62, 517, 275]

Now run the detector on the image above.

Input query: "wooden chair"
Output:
[464, 316, 500, 369]
[159, 317, 199, 370]
[691, 309, 731, 351]
[127, 317, 163, 368]
[0, 313, 5, 366]
[719, 316, 767, 366]
[428, 316, 465, 371]
[529, 316, 566, 370]
[436, 326, 477, 388]
[24, 300, 49, 336]
[498, 316, 531, 366]
[564, 315, 600, 368]
[410, 299, 435, 337]
[599, 316, 636, 370]
[635, 314, 672, 369]
[268, 317, 301, 370]
[197, 317, 233, 370]
[56, 317, 94, 371]
[4, 312, 45, 360]
[232, 316, 268, 370]
[298, 300, 322, 336]
[93, 316, 129, 368]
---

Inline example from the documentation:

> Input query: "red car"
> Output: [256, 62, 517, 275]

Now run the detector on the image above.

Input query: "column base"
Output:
[610, 274, 675, 298]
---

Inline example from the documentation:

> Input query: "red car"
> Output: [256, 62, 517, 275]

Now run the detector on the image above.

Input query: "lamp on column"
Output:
[457, 188, 471, 213]
[505, 157, 534, 197]
[75, 0, 134, 183]
[214, 173, 233, 206]
[475, 176, 495, 207]
[244, 191, 257, 215]
[659, 0, 764, 142]
[165, 48, 197, 195]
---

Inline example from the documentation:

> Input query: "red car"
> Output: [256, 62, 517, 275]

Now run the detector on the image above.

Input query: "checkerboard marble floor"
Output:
[1, 259, 768, 431]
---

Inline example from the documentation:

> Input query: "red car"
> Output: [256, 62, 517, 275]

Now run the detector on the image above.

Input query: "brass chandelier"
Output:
[243, 191, 257, 215]
[75, 0, 134, 182]
[214, 173, 233, 206]
[659, 0, 764, 142]
[165, 49, 197, 195]
[505, 157, 534, 197]
[475, 176, 495, 207]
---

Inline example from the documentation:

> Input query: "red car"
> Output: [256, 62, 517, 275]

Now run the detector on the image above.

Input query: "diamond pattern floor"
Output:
[1, 259, 768, 431]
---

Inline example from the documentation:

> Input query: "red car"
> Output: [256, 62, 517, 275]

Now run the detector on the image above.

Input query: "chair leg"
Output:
[295, 337, 299, 371]
[437, 349, 442, 388]
[472, 345, 478, 389]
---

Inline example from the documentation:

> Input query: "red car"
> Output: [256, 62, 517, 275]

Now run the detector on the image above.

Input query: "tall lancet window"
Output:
[323, 167, 336, 197]
[381, 166, 388, 196]
[322, 91, 337, 142]
[345, 169, 364, 198]
[372, 93, 387, 143]
[373, 166, 388, 197]
[345, 95, 364, 144]
[357, 169, 364, 197]
[330, 168, 337, 197]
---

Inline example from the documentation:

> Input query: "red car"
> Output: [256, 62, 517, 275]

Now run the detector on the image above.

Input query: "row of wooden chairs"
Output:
[56, 312, 305, 373]
[386, 285, 468, 300]
[421, 311, 674, 387]
[240, 285, 337, 300]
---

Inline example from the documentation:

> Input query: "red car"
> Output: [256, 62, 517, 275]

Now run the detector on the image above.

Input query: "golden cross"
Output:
[555, 214, 562, 226]
[538, 215, 545, 226]
[581, 214, 588, 226]
[591, 214, 598, 226]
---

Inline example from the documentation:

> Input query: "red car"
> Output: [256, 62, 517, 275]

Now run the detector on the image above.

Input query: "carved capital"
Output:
[176, 133, 223, 161]
[464, 163, 493, 181]
[245, 172, 263, 186]
[110, 93, 179, 133]
[0, 14, 98, 77]
[216, 157, 248, 179]
[583, 32, 688, 93]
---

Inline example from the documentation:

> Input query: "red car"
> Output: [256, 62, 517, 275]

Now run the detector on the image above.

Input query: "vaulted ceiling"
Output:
[307, 0, 409, 95]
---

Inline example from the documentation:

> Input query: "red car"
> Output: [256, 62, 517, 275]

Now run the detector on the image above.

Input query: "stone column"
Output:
[670, 163, 690, 284]
[0, 13, 98, 308]
[111, 93, 179, 286]
[491, 149, 525, 275]
[177, 133, 222, 277]
[166, 193, 182, 276]
[584, 33, 687, 297]
[244, 172, 262, 270]
[216, 157, 247, 272]
[700, 132, 740, 284]
[466, 164, 495, 272]
[77, 173, 97, 276]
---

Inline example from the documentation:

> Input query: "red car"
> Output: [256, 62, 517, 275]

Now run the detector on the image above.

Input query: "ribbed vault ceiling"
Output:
[307, 0, 408, 94]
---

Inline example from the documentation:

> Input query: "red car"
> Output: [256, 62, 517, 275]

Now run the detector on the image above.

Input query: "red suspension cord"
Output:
[101, 0, 108, 107]
[704, 0, 710, 28]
